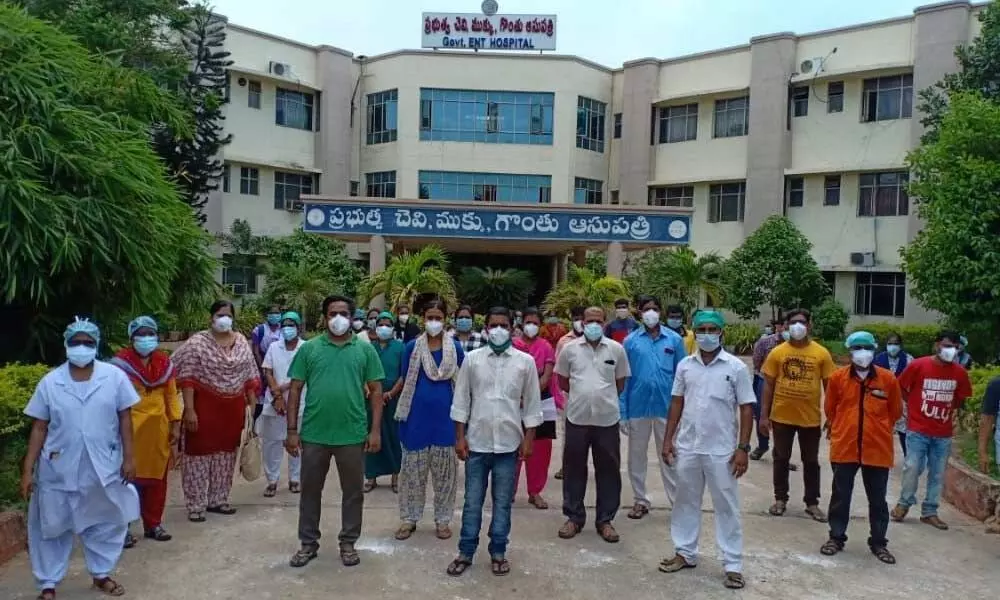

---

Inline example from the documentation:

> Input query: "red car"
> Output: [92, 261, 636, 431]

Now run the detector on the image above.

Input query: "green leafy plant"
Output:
[543, 266, 631, 317]
[723, 323, 762, 355]
[457, 267, 535, 314]
[0, 363, 50, 508]
[359, 245, 456, 311]
[629, 248, 724, 315]
[812, 298, 850, 341]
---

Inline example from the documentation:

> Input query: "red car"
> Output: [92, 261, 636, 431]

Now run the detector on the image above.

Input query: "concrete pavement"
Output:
[1, 431, 997, 599]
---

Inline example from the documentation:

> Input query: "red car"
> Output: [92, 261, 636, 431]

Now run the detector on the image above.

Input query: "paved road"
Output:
[1, 428, 996, 599]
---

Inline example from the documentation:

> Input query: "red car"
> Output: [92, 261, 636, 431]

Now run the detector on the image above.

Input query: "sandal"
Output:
[558, 520, 582, 539]
[187, 511, 206, 523]
[749, 447, 767, 460]
[144, 526, 172, 542]
[805, 505, 828, 523]
[289, 482, 300, 494]
[596, 522, 620, 543]
[871, 546, 896, 565]
[554, 468, 563, 480]
[446, 556, 473, 577]
[528, 495, 549, 510]
[768, 501, 787, 516]
[920, 515, 949, 530]
[340, 544, 360, 567]
[37, 589, 55, 600]
[123, 532, 137, 549]
[723, 572, 746, 589]
[363, 479, 377, 493]
[394, 522, 416, 540]
[264, 484, 277, 498]
[820, 539, 843, 556]
[289, 547, 318, 568]
[658, 554, 696, 573]
[206, 504, 237, 515]
[890, 504, 908, 522]
[93, 577, 125, 597]
[435, 524, 452, 540]
[491, 557, 511, 576]
[627, 503, 649, 519]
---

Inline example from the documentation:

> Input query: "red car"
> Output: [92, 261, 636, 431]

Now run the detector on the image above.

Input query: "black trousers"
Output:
[562, 421, 621, 527]
[298, 442, 366, 551]
[772, 422, 822, 505]
[827, 462, 890, 548]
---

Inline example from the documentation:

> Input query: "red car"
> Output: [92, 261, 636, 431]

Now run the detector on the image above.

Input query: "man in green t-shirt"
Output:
[285, 294, 385, 569]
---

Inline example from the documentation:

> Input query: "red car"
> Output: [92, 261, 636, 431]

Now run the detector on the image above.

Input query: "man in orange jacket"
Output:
[821, 331, 902, 565]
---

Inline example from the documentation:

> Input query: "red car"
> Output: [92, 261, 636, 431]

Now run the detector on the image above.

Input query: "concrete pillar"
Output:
[369, 234, 387, 308]
[315, 46, 356, 197]
[572, 248, 587, 268]
[744, 33, 797, 236]
[606, 242, 625, 278]
[556, 255, 568, 283]
[618, 59, 660, 206]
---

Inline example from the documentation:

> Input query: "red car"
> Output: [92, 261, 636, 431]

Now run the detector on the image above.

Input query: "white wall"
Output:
[652, 96, 749, 184]
[225, 74, 317, 170]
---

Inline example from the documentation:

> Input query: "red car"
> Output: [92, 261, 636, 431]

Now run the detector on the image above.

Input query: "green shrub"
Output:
[0, 363, 50, 508]
[816, 339, 851, 363]
[858, 322, 940, 357]
[812, 298, 849, 340]
[957, 365, 1000, 434]
[724, 322, 762, 355]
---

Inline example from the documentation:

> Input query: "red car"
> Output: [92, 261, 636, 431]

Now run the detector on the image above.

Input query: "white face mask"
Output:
[66, 344, 97, 367]
[615, 308, 629, 320]
[938, 346, 958, 363]
[851, 349, 874, 369]
[572, 320, 584, 334]
[642, 309, 660, 328]
[352, 319, 364, 331]
[788, 322, 808, 341]
[212, 315, 233, 333]
[425, 319, 444, 336]
[328, 314, 350, 336]
[488, 326, 511, 347]
[398, 314, 410, 324]
[696, 333, 721, 352]
[523, 323, 539, 338]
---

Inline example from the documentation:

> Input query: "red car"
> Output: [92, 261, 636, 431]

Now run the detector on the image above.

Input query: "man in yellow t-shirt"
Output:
[759, 308, 835, 521]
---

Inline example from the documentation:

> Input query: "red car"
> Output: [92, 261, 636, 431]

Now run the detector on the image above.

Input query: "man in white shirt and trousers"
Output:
[660, 310, 755, 590]
[446, 306, 543, 578]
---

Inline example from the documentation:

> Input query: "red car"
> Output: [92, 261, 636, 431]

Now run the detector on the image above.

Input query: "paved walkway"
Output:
[1, 431, 996, 599]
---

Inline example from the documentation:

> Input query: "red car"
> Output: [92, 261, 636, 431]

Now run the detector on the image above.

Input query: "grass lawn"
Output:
[955, 430, 1000, 480]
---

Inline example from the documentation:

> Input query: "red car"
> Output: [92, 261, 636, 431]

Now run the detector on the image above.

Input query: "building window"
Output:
[855, 272, 905, 317]
[574, 177, 603, 205]
[827, 81, 844, 113]
[862, 74, 913, 122]
[418, 89, 554, 144]
[649, 106, 656, 146]
[791, 86, 809, 118]
[824, 175, 841, 206]
[708, 182, 745, 223]
[859, 172, 909, 217]
[649, 185, 694, 207]
[276, 88, 314, 131]
[822, 271, 837, 297]
[418, 171, 552, 204]
[366, 171, 396, 198]
[785, 177, 804, 208]
[659, 104, 698, 143]
[366, 89, 398, 144]
[613, 113, 622, 139]
[610, 190, 620, 205]
[248, 80, 261, 109]
[273, 171, 314, 210]
[576, 96, 606, 153]
[222, 254, 258, 296]
[222, 164, 230, 193]
[713, 96, 749, 138]
[239, 167, 259, 196]
[349, 181, 359, 197]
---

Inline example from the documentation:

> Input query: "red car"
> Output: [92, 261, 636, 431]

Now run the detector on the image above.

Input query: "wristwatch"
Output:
[736, 443, 751, 453]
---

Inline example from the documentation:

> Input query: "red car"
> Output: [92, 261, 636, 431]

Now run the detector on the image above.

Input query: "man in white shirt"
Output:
[447, 307, 543, 577]
[259, 311, 307, 497]
[554, 306, 631, 544]
[660, 310, 755, 590]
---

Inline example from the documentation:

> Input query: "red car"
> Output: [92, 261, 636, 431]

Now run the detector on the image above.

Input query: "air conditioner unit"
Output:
[799, 56, 826, 75]
[284, 198, 304, 212]
[268, 61, 293, 78]
[227, 283, 247, 296]
[849, 252, 875, 267]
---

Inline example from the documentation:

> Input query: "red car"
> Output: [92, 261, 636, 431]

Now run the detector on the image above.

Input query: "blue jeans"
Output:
[752, 375, 769, 451]
[897, 431, 951, 517]
[458, 451, 517, 559]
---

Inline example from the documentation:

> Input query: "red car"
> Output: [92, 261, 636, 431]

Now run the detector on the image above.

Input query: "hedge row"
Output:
[0, 363, 48, 508]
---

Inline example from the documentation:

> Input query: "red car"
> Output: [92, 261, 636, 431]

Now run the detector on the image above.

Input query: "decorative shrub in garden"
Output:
[812, 298, 849, 341]
[859, 323, 941, 358]
[0, 364, 50, 508]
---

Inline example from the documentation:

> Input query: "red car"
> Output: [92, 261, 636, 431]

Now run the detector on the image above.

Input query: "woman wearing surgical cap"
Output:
[364, 312, 405, 493]
[171, 300, 259, 523]
[258, 311, 307, 497]
[21, 317, 141, 598]
[111, 316, 181, 547]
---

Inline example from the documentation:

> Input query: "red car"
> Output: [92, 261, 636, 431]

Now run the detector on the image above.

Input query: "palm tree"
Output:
[630, 248, 724, 314]
[359, 244, 457, 311]
[263, 261, 334, 330]
[457, 267, 536, 313]
[543, 265, 631, 317]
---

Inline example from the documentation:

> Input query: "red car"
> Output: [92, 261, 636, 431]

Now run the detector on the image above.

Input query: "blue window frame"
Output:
[366, 89, 398, 144]
[418, 171, 552, 204]
[574, 177, 603, 204]
[276, 88, 314, 131]
[366, 171, 396, 198]
[576, 96, 606, 153]
[418, 89, 554, 145]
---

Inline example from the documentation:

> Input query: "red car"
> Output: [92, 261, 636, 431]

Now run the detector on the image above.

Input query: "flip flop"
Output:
[723, 572, 745, 589]
[627, 504, 649, 519]
[491, 557, 511, 576]
[93, 577, 125, 597]
[446, 556, 473, 577]
[659, 554, 696, 573]
[395, 522, 416, 540]
[768, 501, 787, 516]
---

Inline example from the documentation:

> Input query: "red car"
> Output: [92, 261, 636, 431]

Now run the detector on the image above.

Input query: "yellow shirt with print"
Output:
[761, 340, 835, 427]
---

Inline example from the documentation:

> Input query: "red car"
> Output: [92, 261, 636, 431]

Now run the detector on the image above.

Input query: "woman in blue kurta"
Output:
[364, 311, 405, 493]
[393, 299, 465, 541]
[21, 318, 141, 599]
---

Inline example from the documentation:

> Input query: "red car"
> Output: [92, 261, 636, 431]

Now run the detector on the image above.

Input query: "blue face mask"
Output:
[376, 325, 394, 340]
[455, 317, 473, 332]
[583, 322, 603, 341]
[666, 318, 683, 330]
[266, 313, 281, 326]
[281, 326, 298, 341]
[886, 344, 901, 356]
[133, 335, 159, 357]
[66, 344, 97, 367]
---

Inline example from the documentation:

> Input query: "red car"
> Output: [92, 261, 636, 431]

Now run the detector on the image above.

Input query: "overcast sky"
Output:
[209, 0, 928, 66]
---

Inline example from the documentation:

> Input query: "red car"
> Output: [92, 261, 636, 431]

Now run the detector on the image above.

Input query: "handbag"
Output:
[238, 406, 263, 482]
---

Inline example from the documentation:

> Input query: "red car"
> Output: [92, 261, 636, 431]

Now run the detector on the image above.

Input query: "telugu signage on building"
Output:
[303, 202, 690, 245]
[421, 13, 557, 51]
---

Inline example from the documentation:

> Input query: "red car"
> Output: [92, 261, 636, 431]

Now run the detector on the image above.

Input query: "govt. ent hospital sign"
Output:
[421, 13, 557, 51]
[303, 202, 691, 245]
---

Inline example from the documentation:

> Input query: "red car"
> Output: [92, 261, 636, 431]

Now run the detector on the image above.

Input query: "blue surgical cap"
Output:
[64, 317, 101, 345]
[127, 315, 158, 338]
[845, 331, 877, 349]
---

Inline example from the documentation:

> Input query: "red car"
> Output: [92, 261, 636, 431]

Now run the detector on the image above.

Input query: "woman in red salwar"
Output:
[172, 301, 259, 523]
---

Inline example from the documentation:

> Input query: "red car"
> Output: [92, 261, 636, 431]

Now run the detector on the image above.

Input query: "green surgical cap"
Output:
[845, 331, 876, 348]
[692, 310, 725, 328]
[377, 311, 395, 324]
[281, 311, 302, 325]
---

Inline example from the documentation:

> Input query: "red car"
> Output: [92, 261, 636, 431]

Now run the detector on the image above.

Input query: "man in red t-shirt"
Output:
[890, 330, 972, 531]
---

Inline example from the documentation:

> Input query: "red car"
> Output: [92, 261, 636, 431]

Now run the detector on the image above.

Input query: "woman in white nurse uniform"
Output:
[20, 318, 141, 599]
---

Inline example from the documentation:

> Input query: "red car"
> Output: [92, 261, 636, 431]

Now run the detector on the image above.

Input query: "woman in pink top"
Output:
[513, 307, 559, 509]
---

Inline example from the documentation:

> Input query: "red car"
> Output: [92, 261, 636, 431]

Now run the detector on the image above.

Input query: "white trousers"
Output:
[626, 417, 676, 508]
[257, 414, 301, 484]
[670, 452, 743, 573]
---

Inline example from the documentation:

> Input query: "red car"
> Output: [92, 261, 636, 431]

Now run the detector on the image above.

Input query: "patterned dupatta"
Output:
[394, 333, 458, 421]
[171, 330, 259, 397]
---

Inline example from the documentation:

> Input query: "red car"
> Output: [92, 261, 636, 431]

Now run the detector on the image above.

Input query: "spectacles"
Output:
[67, 339, 97, 348]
